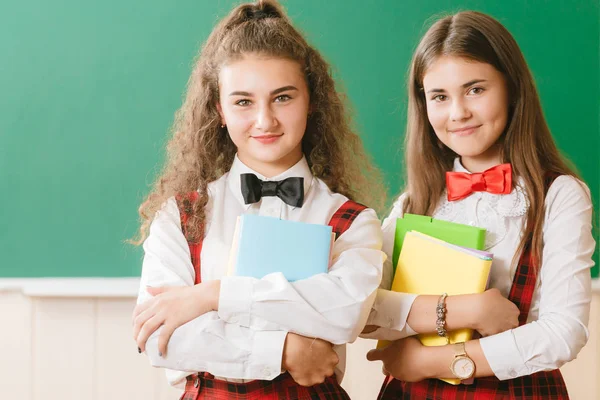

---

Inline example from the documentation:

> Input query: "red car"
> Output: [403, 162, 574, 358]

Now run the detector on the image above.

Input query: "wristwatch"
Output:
[449, 342, 475, 379]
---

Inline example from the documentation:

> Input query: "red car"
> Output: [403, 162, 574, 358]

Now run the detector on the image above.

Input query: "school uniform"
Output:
[137, 155, 385, 398]
[364, 158, 595, 399]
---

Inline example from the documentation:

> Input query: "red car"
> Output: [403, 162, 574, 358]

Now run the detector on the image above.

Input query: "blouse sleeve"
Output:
[479, 176, 595, 380]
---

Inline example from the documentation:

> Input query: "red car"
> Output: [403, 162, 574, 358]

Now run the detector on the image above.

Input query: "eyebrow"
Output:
[426, 79, 488, 94]
[229, 85, 299, 97]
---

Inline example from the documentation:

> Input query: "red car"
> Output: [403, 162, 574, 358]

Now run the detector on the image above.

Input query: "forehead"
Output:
[218, 54, 305, 92]
[422, 56, 502, 89]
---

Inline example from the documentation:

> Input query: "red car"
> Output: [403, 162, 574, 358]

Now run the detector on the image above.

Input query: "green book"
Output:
[392, 214, 486, 273]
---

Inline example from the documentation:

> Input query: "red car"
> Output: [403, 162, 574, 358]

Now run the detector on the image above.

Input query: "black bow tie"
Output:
[240, 173, 304, 208]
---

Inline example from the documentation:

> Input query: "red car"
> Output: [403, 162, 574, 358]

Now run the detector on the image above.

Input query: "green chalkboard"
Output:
[1, 0, 598, 277]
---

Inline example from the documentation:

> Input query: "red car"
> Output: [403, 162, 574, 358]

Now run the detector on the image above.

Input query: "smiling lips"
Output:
[448, 125, 482, 136]
[252, 134, 283, 144]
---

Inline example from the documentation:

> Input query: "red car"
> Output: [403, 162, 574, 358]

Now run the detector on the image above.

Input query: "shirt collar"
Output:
[227, 155, 314, 209]
[453, 157, 470, 173]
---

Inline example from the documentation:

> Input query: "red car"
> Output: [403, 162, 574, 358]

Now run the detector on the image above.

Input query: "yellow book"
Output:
[379, 231, 492, 385]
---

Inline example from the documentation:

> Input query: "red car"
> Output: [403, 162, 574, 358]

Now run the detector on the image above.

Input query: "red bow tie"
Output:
[446, 164, 512, 201]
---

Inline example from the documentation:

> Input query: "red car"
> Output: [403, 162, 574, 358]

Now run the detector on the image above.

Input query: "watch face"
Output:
[451, 356, 475, 379]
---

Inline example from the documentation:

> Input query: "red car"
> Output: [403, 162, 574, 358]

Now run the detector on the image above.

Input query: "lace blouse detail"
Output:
[433, 182, 529, 250]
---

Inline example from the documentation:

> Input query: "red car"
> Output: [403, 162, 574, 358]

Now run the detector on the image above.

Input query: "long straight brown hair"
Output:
[403, 11, 578, 266]
[132, 0, 384, 244]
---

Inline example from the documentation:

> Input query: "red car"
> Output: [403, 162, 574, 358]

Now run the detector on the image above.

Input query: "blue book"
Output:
[227, 214, 334, 282]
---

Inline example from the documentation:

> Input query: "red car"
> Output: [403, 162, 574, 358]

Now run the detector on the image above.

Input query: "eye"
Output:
[274, 94, 291, 103]
[235, 99, 252, 106]
[431, 94, 447, 102]
[468, 87, 484, 95]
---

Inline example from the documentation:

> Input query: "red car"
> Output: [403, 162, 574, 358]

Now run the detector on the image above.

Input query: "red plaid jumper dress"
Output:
[177, 193, 367, 399]
[377, 174, 570, 400]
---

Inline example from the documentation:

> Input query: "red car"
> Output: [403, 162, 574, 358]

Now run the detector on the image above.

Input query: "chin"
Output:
[455, 150, 482, 158]
[248, 152, 292, 166]
[446, 143, 490, 159]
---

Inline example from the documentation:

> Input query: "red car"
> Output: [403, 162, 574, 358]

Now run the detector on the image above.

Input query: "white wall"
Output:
[0, 279, 598, 400]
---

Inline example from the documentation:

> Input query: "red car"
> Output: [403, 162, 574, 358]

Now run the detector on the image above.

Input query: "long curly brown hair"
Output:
[402, 11, 579, 268]
[132, 0, 385, 244]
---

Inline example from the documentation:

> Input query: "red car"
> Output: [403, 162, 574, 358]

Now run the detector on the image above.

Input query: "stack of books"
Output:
[381, 214, 492, 385]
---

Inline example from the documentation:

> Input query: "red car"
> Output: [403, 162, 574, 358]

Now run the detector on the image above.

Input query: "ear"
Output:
[216, 102, 226, 126]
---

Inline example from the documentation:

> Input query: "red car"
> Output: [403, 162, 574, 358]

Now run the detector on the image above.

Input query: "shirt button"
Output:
[388, 317, 394, 327]
[509, 369, 517, 377]
[262, 367, 271, 378]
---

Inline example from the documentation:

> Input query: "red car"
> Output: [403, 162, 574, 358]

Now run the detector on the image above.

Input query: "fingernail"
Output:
[158, 351, 163, 357]
[138, 347, 141, 354]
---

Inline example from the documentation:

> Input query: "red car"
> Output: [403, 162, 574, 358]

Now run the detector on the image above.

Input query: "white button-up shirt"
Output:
[364, 158, 595, 380]
[137, 156, 385, 387]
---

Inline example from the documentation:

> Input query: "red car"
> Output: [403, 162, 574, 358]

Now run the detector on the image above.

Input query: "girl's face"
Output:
[422, 56, 510, 171]
[217, 54, 310, 177]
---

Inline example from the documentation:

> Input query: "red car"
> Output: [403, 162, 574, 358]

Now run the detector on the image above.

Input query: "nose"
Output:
[254, 103, 278, 132]
[449, 98, 471, 121]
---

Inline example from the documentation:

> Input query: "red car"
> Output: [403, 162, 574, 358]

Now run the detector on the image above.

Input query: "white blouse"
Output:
[137, 156, 385, 387]
[364, 158, 595, 381]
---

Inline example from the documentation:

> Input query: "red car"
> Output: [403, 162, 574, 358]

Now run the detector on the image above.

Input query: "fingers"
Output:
[157, 324, 176, 357]
[146, 286, 168, 296]
[300, 375, 327, 387]
[288, 372, 317, 388]
[132, 300, 153, 323]
[366, 349, 383, 361]
[486, 287, 501, 295]
[132, 306, 155, 341]
[131, 287, 170, 324]
[331, 351, 340, 366]
[136, 314, 164, 353]
[298, 379, 315, 387]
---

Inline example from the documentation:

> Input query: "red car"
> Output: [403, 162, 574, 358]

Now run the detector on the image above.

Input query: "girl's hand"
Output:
[472, 288, 519, 337]
[366, 336, 430, 382]
[132, 281, 220, 355]
[282, 333, 339, 387]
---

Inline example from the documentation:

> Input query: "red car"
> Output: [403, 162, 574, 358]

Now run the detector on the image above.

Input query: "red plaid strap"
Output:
[509, 243, 536, 326]
[176, 191, 202, 284]
[508, 172, 559, 326]
[328, 200, 367, 239]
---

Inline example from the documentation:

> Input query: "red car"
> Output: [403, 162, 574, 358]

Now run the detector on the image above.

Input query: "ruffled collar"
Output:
[434, 158, 529, 249]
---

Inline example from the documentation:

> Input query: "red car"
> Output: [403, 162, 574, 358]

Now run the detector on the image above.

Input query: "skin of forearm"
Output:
[422, 339, 494, 379]
[406, 294, 478, 333]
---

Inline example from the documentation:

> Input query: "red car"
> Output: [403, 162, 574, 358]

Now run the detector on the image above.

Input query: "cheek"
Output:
[222, 112, 252, 146]
[477, 98, 508, 132]
[426, 104, 447, 133]
[281, 105, 309, 135]
[289, 113, 308, 135]
[223, 108, 253, 129]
